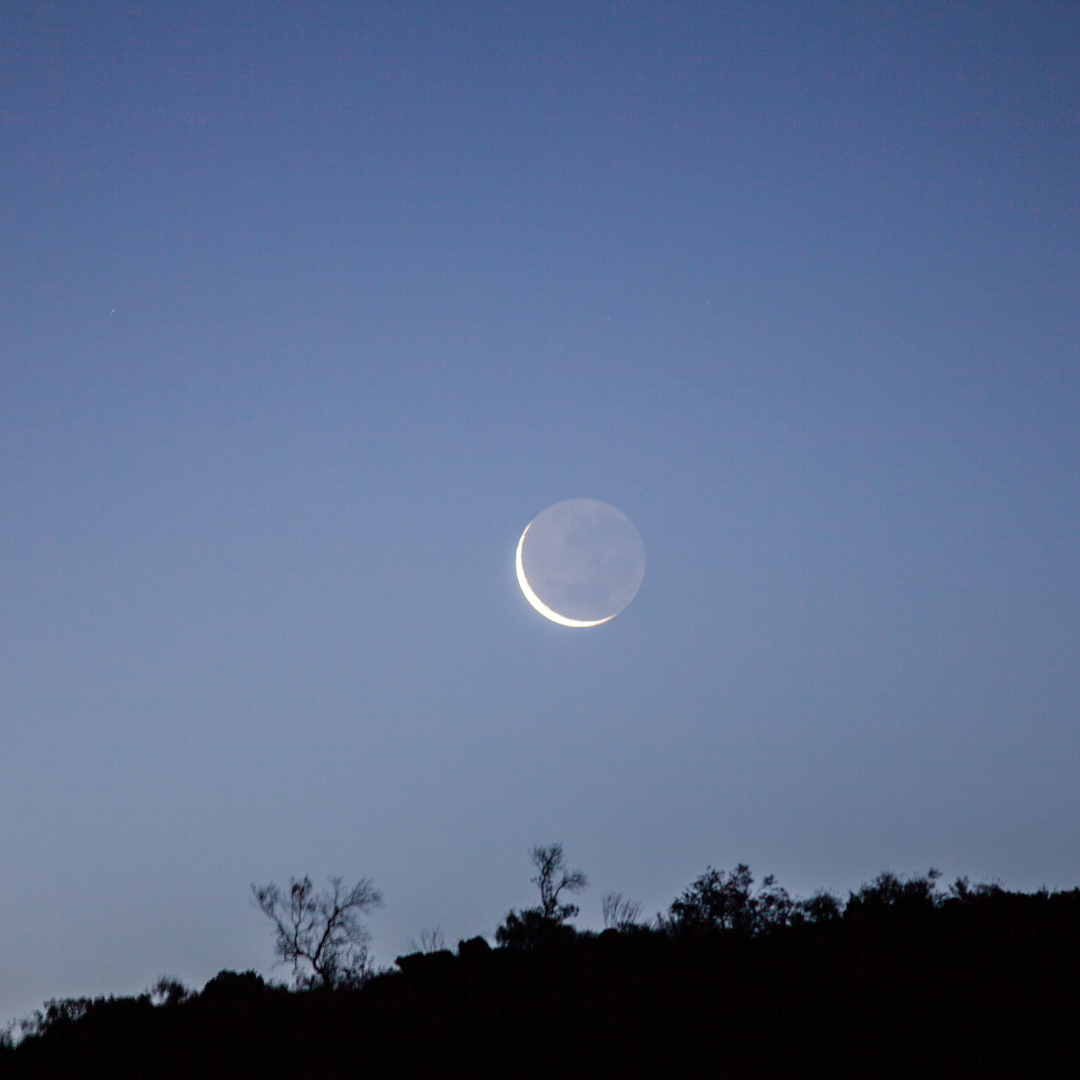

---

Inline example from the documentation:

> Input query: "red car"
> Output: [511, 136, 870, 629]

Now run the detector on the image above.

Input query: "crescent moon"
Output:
[515, 521, 616, 628]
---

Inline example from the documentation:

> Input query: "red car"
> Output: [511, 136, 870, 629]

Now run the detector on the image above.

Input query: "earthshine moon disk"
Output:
[516, 499, 645, 627]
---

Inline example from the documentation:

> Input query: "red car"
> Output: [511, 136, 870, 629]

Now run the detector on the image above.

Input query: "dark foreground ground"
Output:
[4, 884, 1079, 1079]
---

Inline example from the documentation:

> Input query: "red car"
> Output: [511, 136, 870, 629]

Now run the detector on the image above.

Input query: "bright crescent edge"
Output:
[515, 521, 616, 629]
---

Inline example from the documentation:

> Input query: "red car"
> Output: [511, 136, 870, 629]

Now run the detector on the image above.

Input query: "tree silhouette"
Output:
[530, 844, 588, 921]
[666, 863, 793, 936]
[149, 976, 191, 1007]
[495, 844, 588, 948]
[251, 875, 382, 990]
[843, 869, 942, 919]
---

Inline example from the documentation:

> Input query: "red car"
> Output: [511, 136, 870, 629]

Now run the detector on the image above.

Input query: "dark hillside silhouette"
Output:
[4, 861, 1080, 1078]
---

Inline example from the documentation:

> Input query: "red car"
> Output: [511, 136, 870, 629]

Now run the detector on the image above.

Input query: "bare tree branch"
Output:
[252, 875, 383, 990]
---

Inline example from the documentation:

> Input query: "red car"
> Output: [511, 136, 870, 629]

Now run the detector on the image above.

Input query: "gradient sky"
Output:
[2, 0, 1079, 1023]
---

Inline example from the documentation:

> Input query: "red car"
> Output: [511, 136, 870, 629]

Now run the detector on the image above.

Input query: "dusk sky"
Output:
[2, 0, 1078, 1024]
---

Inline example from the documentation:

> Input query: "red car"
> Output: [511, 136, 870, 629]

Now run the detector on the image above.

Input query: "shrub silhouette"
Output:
[842, 867, 942, 919]
[664, 862, 794, 936]
[601, 890, 643, 930]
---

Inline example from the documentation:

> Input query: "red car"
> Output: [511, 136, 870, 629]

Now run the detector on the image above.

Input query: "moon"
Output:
[515, 499, 645, 627]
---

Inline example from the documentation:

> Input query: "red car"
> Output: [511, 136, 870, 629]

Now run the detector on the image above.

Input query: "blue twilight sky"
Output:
[2, 0, 1079, 1020]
